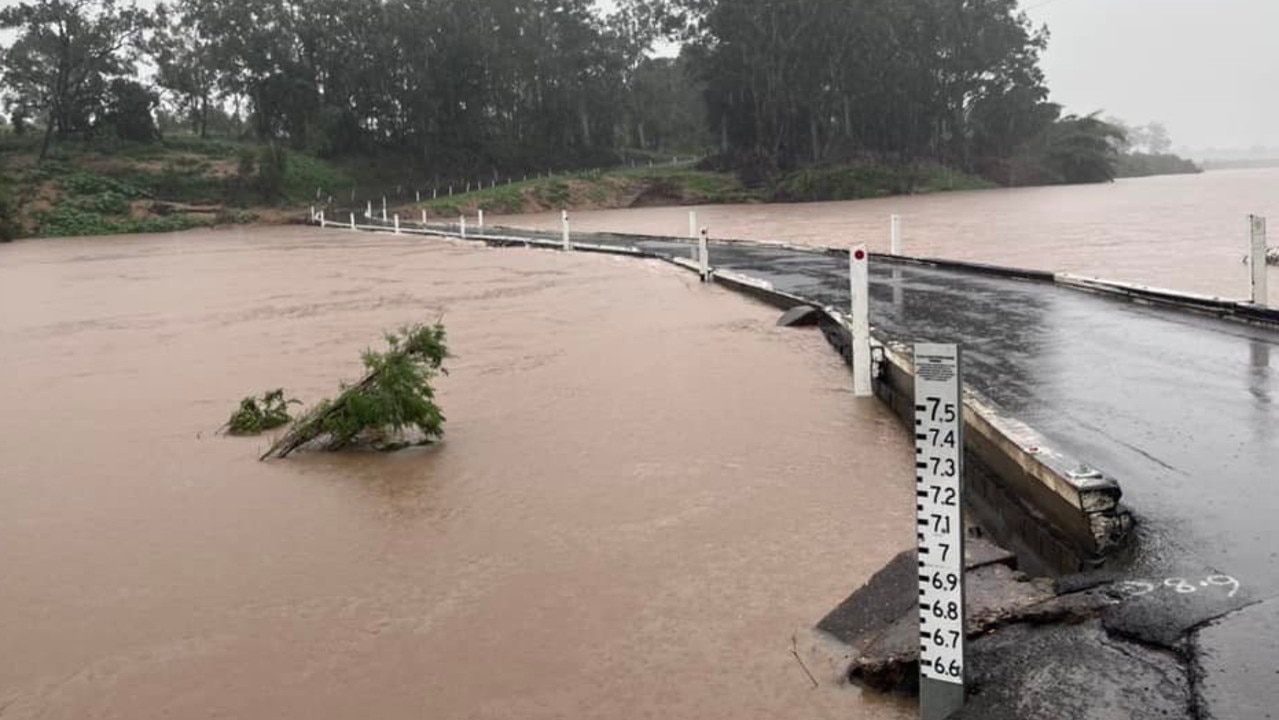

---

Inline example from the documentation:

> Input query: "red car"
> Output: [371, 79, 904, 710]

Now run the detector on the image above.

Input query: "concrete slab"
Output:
[777, 305, 821, 327]
[1193, 597, 1279, 720]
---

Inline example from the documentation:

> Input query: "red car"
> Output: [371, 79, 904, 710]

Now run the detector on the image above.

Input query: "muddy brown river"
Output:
[498, 168, 1279, 305]
[0, 228, 915, 719]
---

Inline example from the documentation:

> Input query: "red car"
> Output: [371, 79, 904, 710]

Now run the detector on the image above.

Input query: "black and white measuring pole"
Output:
[915, 343, 966, 719]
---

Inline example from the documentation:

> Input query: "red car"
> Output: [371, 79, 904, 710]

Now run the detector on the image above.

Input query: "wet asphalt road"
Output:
[375, 219, 1279, 711]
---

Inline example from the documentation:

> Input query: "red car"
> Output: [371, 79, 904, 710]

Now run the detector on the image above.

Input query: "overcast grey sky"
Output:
[1025, 0, 1279, 151]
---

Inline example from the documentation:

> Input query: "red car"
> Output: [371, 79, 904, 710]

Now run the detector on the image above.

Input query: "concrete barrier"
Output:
[1055, 273, 1279, 328]
[819, 319, 1131, 574]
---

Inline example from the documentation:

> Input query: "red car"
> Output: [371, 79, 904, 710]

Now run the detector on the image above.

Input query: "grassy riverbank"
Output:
[0, 136, 351, 239]
[0, 132, 1003, 241]
[413, 162, 994, 219]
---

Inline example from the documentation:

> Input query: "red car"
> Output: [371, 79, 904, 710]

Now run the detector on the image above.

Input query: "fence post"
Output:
[1252, 215, 1270, 307]
[850, 245, 872, 397]
[891, 214, 903, 256]
[394, 214, 400, 234]
[460, 215, 467, 238]
[699, 228, 711, 282]
[562, 210, 571, 251]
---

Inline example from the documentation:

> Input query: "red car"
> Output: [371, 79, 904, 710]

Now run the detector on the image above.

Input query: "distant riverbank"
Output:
[413, 163, 995, 220]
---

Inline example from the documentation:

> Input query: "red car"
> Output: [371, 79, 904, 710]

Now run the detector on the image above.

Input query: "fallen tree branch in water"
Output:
[260, 323, 448, 460]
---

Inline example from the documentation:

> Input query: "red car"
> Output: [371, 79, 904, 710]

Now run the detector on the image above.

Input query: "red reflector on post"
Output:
[855, 250, 867, 261]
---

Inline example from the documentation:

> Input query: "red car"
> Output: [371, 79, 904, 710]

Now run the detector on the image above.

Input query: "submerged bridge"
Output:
[315, 209, 1279, 717]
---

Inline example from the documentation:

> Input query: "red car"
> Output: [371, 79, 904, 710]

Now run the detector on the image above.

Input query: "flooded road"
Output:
[0, 227, 914, 719]
[495, 168, 1279, 305]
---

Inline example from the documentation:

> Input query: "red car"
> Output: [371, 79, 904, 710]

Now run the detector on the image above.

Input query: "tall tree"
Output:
[151, 0, 222, 137]
[0, 0, 152, 161]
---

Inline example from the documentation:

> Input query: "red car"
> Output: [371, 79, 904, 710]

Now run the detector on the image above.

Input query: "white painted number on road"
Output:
[1118, 576, 1241, 599]
[915, 344, 964, 686]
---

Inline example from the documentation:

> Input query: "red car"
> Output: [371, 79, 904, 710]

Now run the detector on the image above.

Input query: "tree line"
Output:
[1, 0, 1125, 188]
[666, 0, 1125, 184]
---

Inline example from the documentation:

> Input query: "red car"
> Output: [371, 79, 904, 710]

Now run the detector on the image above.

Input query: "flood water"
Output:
[0, 228, 915, 719]
[496, 167, 1279, 305]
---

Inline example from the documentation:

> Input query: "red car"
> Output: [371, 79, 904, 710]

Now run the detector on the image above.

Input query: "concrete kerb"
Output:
[814, 310, 1133, 574]
[318, 217, 648, 257]
[1055, 272, 1279, 328]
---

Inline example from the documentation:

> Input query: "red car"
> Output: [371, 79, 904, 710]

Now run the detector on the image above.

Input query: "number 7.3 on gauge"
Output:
[914, 343, 966, 709]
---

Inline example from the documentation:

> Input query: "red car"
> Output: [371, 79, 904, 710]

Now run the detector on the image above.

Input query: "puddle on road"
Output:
[0, 227, 915, 719]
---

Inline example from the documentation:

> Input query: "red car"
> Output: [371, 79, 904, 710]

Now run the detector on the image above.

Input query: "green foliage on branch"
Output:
[261, 324, 449, 459]
[227, 389, 299, 435]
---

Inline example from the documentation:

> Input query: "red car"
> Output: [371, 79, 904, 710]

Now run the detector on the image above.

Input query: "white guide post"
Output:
[310, 205, 315, 222]
[381, 198, 387, 222]
[319, 211, 325, 228]
[421, 209, 427, 225]
[1251, 215, 1269, 307]
[690, 210, 700, 259]
[433, 188, 438, 199]
[350, 212, 356, 231]
[394, 214, 400, 234]
[891, 214, 903, 256]
[365, 201, 372, 219]
[914, 343, 966, 720]
[699, 228, 711, 282]
[478, 209, 485, 229]
[460, 215, 467, 238]
[561, 210, 572, 251]
[448, 186, 453, 197]
[850, 246, 872, 397]
[416, 190, 421, 203]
